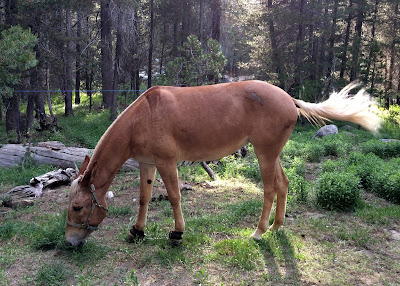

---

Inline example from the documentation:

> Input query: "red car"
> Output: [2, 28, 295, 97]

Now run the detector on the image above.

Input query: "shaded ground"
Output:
[1, 170, 400, 285]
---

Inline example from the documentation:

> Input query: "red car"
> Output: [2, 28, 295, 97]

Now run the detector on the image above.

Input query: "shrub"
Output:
[285, 157, 308, 202]
[315, 172, 362, 211]
[368, 159, 400, 204]
[304, 143, 325, 162]
[360, 140, 400, 159]
[345, 152, 383, 190]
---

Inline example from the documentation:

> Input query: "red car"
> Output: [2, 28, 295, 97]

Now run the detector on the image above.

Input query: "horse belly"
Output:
[174, 119, 250, 162]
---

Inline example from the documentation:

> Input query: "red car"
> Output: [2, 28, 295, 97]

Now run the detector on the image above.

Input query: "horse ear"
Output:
[81, 161, 98, 187]
[78, 155, 91, 176]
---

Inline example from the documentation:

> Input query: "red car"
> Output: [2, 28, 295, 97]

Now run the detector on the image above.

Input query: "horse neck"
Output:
[89, 119, 132, 195]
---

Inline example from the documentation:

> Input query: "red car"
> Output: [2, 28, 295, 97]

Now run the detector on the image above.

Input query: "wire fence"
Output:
[12, 89, 147, 93]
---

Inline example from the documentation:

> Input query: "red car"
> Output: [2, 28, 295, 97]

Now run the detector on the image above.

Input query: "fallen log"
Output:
[0, 141, 139, 170]
[1, 167, 115, 209]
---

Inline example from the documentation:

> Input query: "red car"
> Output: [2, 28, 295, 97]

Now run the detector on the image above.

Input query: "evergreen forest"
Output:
[1, 0, 400, 139]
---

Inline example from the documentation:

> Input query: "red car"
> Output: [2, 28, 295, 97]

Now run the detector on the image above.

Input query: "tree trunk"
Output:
[181, 0, 189, 45]
[267, 0, 285, 89]
[159, 22, 166, 75]
[5, 95, 21, 143]
[319, 6, 328, 80]
[64, 8, 74, 116]
[131, 4, 140, 97]
[385, 2, 398, 109]
[293, 0, 305, 88]
[147, 0, 154, 89]
[340, 0, 353, 79]
[75, 10, 83, 105]
[350, 0, 365, 82]
[365, 0, 380, 82]
[85, 69, 93, 112]
[326, 0, 339, 80]
[199, 0, 204, 44]
[111, 10, 123, 121]
[172, 18, 179, 57]
[211, 0, 221, 42]
[46, 65, 54, 117]
[101, 0, 113, 108]
[397, 64, 400, 105]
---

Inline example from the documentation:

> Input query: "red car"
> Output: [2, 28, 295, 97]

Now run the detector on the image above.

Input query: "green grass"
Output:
[0, 162, 53, 187]
[108, 205, 133, 217]
[35, 261, 71, 286]
[357, 205, 400, 224]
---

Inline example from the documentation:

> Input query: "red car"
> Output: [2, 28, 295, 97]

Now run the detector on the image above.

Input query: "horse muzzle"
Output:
[65, 235, 86, 247]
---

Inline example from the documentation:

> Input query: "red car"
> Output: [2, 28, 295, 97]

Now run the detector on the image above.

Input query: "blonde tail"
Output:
[292, 82, 381, 133]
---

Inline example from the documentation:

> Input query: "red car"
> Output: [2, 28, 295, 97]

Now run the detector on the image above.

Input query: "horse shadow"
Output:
[256, 230, 300, 284]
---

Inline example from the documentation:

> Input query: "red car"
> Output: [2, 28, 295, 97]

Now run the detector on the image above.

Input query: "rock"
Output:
[341, 125, 353, 131]
[303, 212, 326, 219]
[106, 191, 114, 199]
[312, 124, 338, 140]
[380, 139, 400, 143]
[390, 230, 400, 240]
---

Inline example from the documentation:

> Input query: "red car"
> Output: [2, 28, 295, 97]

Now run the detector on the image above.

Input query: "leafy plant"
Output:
[315, 172, 362, 211]
[360, 139, 400, 159]
[125, 269, 139, 286]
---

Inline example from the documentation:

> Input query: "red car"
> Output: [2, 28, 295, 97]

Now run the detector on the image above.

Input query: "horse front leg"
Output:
[128, 162, 156, 241]
[156, 163, 185, 244]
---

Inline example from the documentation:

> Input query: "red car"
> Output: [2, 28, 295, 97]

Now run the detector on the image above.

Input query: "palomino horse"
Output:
[65, 80, 380, 247]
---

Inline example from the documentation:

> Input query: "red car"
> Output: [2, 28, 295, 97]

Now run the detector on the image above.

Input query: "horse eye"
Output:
[73, 206, 83, 212]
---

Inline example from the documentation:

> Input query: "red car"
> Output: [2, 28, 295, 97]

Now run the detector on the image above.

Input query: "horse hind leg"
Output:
[251, 158, 289, 240]
[269, 160, 289, 231]
[250, 155, 278, 240]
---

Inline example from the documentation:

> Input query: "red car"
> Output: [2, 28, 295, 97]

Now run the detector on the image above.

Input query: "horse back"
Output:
[126, 81, 298, 163]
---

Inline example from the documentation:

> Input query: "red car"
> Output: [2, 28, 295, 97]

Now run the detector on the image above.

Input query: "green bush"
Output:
[315, 172, 362, 211]
[360, 140, 400, 159]
[322, 135, 352, 157]
[304, 143, 325, 162]
[368, 158, 400, 204]
[345, 152, 383, 190]
[285, 157, 308, 202]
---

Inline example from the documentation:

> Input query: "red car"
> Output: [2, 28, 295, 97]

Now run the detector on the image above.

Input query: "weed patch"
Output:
[213, 238, 262, 270]
[30, 211, 67, 250]
[35, 261, 71, 286]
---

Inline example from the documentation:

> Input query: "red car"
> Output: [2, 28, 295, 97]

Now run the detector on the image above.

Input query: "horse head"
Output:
[65, 155, 108, 247]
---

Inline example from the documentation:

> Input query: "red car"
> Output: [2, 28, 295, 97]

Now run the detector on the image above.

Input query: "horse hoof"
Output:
[169, 231, 183, 246]
[127, 226, 145, 243]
